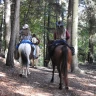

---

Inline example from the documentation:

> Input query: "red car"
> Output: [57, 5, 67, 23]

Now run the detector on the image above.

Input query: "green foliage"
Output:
[78, 29, 89, 62]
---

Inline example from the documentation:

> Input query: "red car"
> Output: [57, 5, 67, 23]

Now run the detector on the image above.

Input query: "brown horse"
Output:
[48, 40, 72, 90]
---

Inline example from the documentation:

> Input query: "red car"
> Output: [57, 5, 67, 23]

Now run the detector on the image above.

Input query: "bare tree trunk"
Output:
[4, 0, 11, 51]
[0, 5, 4, 52]
[6, 0, 20, 67]
[67, 0, 73, 46]
[72, 0, 79, 71]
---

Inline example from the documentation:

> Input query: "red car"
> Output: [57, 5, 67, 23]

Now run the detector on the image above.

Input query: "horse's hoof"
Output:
[19, 74, 23, 77]
[65, 86, 69, 90]
[50, 81, 53, 83]
[50, 79, 54, 83]
[28, 72, 30, 75]
[59, 86, 62, 90]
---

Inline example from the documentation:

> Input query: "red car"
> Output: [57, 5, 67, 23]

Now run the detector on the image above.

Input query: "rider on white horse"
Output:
[16, 24, 37, 59]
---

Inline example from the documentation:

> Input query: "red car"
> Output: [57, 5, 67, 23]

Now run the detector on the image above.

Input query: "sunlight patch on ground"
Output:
[84, 90, 95, 96]
[15, 87, 53, 96]
[0, 72, 6, 77]
[21, 85, 34, 89]
[88, 83, 96, 87]
[35, 93, 53, 96]
[93, 76, 96, 79]
[68, 74, 76, 78]
[0, 57, 6, 63]
[70, 87, 95, 96]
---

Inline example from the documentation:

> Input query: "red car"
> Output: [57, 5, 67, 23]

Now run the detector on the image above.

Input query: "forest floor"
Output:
[0, 56, 96, 96]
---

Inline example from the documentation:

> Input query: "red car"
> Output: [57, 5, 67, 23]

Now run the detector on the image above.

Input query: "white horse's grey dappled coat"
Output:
[18, 43, 31, 77]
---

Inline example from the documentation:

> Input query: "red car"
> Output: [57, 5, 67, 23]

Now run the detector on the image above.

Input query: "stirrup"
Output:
[44, 59, 50, 63]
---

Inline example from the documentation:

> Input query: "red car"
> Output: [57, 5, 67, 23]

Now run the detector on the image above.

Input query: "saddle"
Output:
[49, 44, 61, 57]
[49, 44, 75, 57]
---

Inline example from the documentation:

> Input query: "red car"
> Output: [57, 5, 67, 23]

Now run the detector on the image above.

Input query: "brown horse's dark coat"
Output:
[50, 44, 72, 90]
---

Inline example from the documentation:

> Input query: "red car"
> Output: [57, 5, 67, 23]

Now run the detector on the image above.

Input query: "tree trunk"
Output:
[4, 0, 11, 51]
[6, 0, 20, 67]
[67, 0, 73, 46]
[72, 0, 79, 71]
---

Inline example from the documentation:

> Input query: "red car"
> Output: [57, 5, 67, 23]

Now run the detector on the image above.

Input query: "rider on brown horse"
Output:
[45, 21, 75, 62]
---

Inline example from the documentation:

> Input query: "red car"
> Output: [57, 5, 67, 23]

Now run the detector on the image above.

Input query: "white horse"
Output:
[18, 43, 34, 77]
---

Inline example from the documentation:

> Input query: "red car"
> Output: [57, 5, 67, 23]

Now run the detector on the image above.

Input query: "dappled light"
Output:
[0, 72, 6, 77]
[0, 0, 96, 95]
[0, 56, 96, 96]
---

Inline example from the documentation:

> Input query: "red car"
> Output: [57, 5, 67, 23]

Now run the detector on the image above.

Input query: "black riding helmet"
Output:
[32, 34, 36, 37]
[56, 21, 64, 28]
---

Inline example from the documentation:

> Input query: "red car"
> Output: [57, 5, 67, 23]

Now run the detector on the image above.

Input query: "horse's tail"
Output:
[61, 45, 68, 76]
[21, 50, 28, 66]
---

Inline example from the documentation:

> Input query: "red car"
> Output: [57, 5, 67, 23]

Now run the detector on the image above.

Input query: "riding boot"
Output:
[63, 42, 75, 55]
[70, 46, 75, 55]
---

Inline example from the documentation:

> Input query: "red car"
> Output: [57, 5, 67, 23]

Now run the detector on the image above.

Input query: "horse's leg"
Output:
[19, 65, 23, 77]
[57, 65, 62, 90]
[27, 66, 30, 74]
[22, 67, 25, 75]
[35, 58, 38, 66]
[50, 62, 55, 83]
[32, 58, 35, 67]
[27, 59, 30, 74]
[20, 66, 25, 77]
[25, 66, 28, 78]
[63, 73, 68, 90]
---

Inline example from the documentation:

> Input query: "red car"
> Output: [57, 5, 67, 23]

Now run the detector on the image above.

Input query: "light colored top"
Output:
[54, 29, 66, 40]
[19, 29, 32, 41]
[32, 37, 38, 43]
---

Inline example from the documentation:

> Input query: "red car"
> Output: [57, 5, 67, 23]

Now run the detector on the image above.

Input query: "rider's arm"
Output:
[66, 30, 70, 41]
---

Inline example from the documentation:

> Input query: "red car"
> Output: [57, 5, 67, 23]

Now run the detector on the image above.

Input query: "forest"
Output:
[0, 0, 96, 67]
[0, 0, 96, 96]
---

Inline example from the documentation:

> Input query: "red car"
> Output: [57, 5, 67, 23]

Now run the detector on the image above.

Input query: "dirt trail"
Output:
[0, 57, 96, 96]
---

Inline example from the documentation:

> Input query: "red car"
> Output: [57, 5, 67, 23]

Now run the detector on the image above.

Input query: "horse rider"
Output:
[32, 34, 40, 59]
[19, 24, 32, 41]
[45, 21, 75, 62]
[16, 24, 37, 59]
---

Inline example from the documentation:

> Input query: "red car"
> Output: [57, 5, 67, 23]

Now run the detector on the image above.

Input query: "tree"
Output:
[67, 0, 73, 46]
[4, 0, 11, 51]
[84, 0, 96, 63]
[72, 0, 79, 71]
[6, 0, 20, 67]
